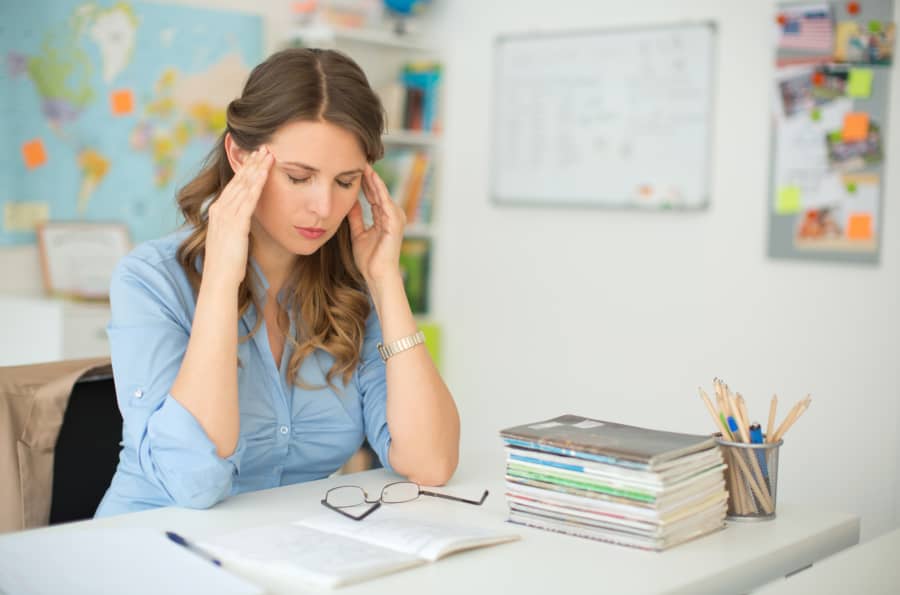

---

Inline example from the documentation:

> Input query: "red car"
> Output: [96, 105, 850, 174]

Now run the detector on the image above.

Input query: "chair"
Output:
[0, 358, 119, 533]
[49, 371, 121, 524]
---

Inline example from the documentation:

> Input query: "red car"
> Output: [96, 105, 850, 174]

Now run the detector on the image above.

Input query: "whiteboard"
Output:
[491, 23, 716, 209]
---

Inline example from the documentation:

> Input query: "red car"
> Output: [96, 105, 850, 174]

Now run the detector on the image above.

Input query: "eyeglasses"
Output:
[321, 481, 489, 521]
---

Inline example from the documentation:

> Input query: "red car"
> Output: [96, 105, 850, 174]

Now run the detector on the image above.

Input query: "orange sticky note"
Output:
[21, 138, 47, 169]
[847, 213, 873, 240]
[842, 112, 869, 142]
[110, 89, 134, 115]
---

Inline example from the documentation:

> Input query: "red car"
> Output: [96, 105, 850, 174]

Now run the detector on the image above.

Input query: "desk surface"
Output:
[754, 526, 900, 594]
[3, 461, 859, 595]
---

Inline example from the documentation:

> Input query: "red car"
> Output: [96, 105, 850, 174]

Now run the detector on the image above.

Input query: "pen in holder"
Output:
[715, 437, 782, 521]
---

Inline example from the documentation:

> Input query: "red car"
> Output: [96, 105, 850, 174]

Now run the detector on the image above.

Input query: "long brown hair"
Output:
[176, 48, 385, 388]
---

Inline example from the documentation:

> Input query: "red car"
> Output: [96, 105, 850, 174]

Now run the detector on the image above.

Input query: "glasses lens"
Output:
[326, 486, 366, 508]
[381, 482, 419, 503]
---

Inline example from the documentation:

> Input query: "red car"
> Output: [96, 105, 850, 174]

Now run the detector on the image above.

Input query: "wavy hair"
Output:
[175, 48, 385, 388]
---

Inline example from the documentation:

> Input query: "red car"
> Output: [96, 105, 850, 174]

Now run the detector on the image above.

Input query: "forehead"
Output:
[268, 120, 366, 172]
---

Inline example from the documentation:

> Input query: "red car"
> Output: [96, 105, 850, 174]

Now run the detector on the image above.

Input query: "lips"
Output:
[294, 226, 325, 240]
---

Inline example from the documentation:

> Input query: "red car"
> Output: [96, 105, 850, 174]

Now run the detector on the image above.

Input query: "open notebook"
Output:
[201, 509, 520, 589]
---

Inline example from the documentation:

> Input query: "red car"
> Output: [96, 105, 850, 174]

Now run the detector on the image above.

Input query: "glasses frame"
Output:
[321, 481, 489, 521]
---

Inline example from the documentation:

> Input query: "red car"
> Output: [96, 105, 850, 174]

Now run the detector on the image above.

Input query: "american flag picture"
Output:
[778, 4, 834, 52]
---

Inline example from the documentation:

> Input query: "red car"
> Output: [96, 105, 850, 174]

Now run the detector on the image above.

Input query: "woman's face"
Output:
[252, 119, 367, 257]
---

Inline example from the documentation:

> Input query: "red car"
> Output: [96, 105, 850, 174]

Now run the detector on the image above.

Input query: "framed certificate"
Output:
[36, 221, 131, 300]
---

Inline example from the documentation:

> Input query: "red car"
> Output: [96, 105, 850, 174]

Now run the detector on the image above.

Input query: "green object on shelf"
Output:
[418, 321, 442, 370]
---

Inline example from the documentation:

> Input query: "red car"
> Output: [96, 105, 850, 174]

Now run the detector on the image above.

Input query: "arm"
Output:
[108, 256, 243, 509]
[373, 274, 459, 485]
[349, 166, 460, 486]
[170, 146, 274, 458]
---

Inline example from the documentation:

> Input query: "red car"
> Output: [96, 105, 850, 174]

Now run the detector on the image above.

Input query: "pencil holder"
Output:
[715, 437, 782, 521]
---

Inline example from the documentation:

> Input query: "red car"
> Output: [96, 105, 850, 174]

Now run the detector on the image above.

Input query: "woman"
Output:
[95, 48, 459, 516]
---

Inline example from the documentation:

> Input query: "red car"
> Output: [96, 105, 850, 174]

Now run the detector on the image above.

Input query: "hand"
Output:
[203, 147, 274, 288]
[347, 165, 406, 288]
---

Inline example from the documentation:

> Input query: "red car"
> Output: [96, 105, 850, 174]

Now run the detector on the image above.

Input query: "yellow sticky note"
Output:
[847, 69, 873, 98]
[847, 213, 873, 240]
[842, 112, 869, 142]
[4, 201, 49, 232]
[776, 186, 802, 214]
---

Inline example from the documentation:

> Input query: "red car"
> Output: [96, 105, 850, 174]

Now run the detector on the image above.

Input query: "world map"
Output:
[1, 1, 262, 244]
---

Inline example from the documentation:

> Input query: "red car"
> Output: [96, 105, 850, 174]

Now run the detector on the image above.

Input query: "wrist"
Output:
[366, 268, 404, 302]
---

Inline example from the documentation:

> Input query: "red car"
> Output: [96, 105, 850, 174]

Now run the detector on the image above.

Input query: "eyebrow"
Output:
[277, 160, 364, 177]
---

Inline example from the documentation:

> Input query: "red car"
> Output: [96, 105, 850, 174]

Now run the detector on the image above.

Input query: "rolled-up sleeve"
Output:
[356, 309, 393, 472]
[108, 254, 244, 509]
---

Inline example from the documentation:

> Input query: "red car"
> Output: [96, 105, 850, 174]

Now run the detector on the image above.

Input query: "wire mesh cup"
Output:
[715, 437, 783, 521]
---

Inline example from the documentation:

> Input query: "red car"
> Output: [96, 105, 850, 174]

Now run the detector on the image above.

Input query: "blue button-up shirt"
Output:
[95, 231, 392, 517]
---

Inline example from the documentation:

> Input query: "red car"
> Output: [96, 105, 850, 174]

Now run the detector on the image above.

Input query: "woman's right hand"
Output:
[202, 146, 274, 288]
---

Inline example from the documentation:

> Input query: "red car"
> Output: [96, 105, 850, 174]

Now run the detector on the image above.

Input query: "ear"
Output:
[223, 132, 249, 174]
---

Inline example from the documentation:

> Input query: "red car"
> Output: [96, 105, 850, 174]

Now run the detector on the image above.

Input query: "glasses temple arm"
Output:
[419, 489, 489, 505]
[320, 498, 382, 521]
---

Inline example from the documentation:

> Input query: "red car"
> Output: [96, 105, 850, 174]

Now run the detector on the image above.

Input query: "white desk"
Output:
[753, 526, 900, 594]
[0, 461, 859, 595]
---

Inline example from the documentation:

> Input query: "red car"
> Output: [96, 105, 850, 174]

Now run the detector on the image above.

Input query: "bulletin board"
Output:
[768, 0, 896, 264]
[491, 23, 716, 209]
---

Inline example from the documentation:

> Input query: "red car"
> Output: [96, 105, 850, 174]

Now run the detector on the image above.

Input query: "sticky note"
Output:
[110, 89, 134, 115]
[812, 71, 825, 86]
[811, 108, 821, 121]
[846, 181, 858, 193]
[776, 186, 802, 214]
[842, 112, 870, 142]
[869, 20, 882, 33]
[847, 69, 873, 98]
[847, 2, 860, 15]
[4, 201, 49, 232]
[21, 138, 47, 169]
[847, 213, 873, 240]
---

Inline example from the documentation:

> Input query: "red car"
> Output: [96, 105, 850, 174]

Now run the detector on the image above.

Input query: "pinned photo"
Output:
[834, 21, 895, 64]
[825, 120, 883, 171]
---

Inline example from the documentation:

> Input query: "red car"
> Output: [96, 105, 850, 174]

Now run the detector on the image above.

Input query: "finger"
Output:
[220, 149, 260, 208]
[238, 151, 274, 215]
[347, 200, 366, 238]
[360, 172, 379, 207]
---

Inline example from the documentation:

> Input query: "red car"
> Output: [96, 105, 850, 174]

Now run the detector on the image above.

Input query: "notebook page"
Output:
[202, 524, 423, 588]
[296, 509, 520, 561]
[0, 528, 262, 595]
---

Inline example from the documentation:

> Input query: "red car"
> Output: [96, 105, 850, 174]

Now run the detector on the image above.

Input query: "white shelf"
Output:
[289, 25, 432, 52]
[403, 222, 433, 238]
[383, 130, 440, 146]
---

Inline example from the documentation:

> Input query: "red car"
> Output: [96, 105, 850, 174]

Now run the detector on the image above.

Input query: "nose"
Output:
[306, 181, 333, 219]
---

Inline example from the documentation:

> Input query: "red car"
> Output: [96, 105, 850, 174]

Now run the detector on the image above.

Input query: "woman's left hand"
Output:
[347, 165, 407, 287]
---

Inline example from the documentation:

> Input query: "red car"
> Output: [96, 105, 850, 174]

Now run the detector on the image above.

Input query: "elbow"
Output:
[407, 452, 458, 487]
[171, 484, 228, 509]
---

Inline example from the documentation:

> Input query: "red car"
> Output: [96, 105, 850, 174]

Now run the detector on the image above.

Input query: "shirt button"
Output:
[133, 389, 143, 399]
[279, 425, 289, 435]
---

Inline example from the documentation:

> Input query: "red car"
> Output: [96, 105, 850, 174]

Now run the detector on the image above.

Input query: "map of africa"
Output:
[1, 1, 262, 245]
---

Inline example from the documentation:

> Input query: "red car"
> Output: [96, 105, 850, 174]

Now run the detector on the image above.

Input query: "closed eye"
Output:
[336, 179, 355, 189]
[287, 174, 310, 185]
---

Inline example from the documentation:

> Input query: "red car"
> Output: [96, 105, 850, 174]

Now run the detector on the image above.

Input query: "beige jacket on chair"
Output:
[0, 357, 112, 534]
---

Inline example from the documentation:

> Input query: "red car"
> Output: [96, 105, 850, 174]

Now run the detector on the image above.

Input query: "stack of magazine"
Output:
[499, 414, 728, 551]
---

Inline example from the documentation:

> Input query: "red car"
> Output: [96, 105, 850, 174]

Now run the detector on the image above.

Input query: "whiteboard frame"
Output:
[490, 21, 718, 210]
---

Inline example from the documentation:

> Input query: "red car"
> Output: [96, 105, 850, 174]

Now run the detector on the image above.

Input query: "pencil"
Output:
[771, 395, 811, 443]
[766, 394, 778, 443]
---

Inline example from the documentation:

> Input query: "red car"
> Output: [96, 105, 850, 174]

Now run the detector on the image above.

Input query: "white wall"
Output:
[3, 0, 897, 540]
[427, 0, 900, 541]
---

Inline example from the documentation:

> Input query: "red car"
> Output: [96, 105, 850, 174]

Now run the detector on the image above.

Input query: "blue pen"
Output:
[166, 531, 222, 566]
[749, 423, 769, 479]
